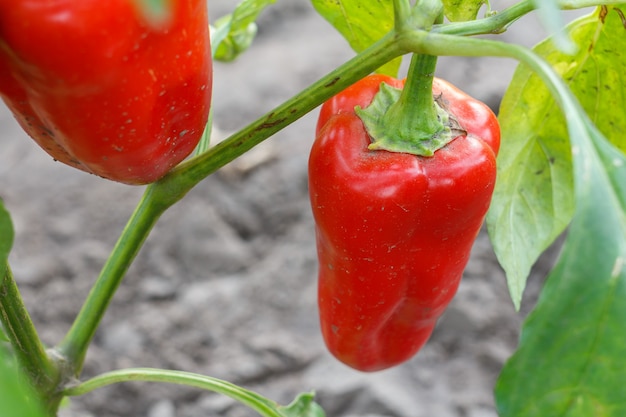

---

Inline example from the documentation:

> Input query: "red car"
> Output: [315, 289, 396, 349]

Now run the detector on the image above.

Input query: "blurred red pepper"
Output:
[309, 74, 500, 371]
[0, 0, 212, 184]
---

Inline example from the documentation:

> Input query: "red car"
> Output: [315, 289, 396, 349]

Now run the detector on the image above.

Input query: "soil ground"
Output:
[1, 2, 582, 416]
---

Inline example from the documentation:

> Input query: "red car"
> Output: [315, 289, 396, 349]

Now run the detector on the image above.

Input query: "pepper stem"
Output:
[356, 53, 460, 157]
[389, 53, 444, 143]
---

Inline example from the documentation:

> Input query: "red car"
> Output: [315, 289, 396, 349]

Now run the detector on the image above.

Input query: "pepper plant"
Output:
[1, 0, 625, 416]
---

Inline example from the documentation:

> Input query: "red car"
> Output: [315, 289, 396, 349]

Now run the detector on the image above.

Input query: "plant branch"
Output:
[361, 52, 455, 156]
[433, 0, 626, 37]
[405, 31, 584, 130]
[435, 0, 535, 35]
[0, 266, 59, 397]
[63, 368, 285, 417]
[393, 0, 412, 31]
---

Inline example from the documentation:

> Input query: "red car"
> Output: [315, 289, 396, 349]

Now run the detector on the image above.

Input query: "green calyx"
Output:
[356, 52, 464, 157]
[356, 82, 464, 157]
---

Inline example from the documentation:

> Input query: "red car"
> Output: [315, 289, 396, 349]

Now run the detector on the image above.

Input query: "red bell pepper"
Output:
[0, 0, 212, 184]
[309, 74, 500, 371]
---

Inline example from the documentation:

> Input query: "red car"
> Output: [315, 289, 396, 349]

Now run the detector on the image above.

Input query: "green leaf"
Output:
[486, 7, 626, 308]
[0, 347, 47, 417]
[311, 0, 401, 76]
[211, 0, 276, 62]
[279, 392, 326, 417]
[495, 111, 626, 416]
[441, 0, 486, 22]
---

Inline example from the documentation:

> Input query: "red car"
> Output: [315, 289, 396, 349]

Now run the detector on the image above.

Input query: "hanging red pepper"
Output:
[308, 67, 500, 371]
[0, 0, 212, 184]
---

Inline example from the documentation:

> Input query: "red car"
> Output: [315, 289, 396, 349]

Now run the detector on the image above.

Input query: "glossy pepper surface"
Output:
[308, 74, 500, 372]
[0, 0, 212, 184]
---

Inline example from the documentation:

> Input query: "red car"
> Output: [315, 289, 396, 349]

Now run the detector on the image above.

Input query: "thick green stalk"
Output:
[403, 32, 585, 130]
[393, 0, 412, 29]
[399, 53, 441, 136]
[0, 266, 60, 413]
[358, 0, 448, 156]
[387, 53, 443, 139]
[435, 0, 626, 37]
[435, 0, 535, 36]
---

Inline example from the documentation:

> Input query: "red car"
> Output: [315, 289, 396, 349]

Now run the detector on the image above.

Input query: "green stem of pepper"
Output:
[410, 32, 577, 112]
[0, 266, 61, 411]
[404, 32, 588, 143]
[433, 0, 626, 37]
[392, 0, 412, 30]
[394, 52, 444, 137]
[357, 3, 452, 157]
[434, 0, 534, 36]
[401, 54, 440, 136]
[362, 52, 454, 156]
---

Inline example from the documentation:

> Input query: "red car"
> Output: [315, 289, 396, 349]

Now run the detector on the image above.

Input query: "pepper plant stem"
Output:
[385, 53, 443, 141]
[63, 368, 285, 417]
[392, 0, 412, 30]
[56, 29, 405, 380]
[433, 0, 626, 37]
[411, 32, 579, 114]
[0, 266, 60, 406]
[435, 0, 534, 36]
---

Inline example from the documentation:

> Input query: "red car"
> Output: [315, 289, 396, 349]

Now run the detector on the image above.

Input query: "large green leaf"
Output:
[441, 0, 486, 22]
[495, 110, 626, 416]
[487, 7, 626, 308]
[310, 0, 401, 76]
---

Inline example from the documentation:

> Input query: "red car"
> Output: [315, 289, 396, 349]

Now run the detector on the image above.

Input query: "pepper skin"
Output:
[0, 0, 212, 184]
[308, 75, 500, 372]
